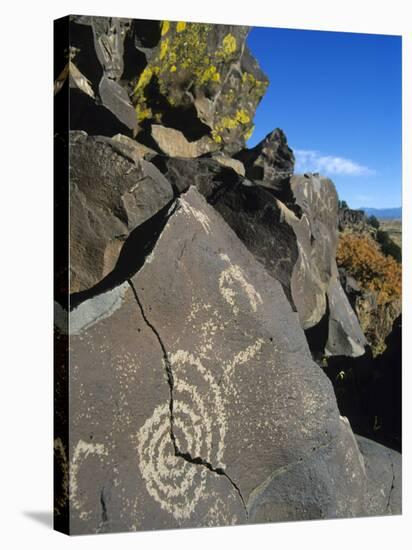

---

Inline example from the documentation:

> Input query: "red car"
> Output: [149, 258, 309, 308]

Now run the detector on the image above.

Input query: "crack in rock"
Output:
[386, 453, 395, 512]
[100, 487, 108, 525]
[128, 278, 248, 520]
[69, 199, 179, 311]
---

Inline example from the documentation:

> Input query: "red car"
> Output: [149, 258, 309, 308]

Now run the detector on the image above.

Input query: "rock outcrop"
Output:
[54, 14, 401, 536]
[338, 206, 367, 231]
[324, 316, 402, 451]
[234, 128, 295, 191]
[356, 435, 401, 515]
[58, 17, 268, 154]
[69, 131, 173, 294]
[336, 210, 401, 356]
[156, 156, 366, 357]
[340, 268, 401, 356]
[55, 189, 399, 533]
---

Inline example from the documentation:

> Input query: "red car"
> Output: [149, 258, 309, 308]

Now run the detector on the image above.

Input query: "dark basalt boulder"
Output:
[61, 17, 269, 153]
[155, 156, 366, 357]
[234, 128, 295, 192]
[287, 174, 366, 356]
[211, 183, 299, 307]
[323, 316, 402, 452]
[55, 188, 383, 534]
[150, 125, 219, 158]
[71, 15, 132, 82]
[129, 21, 268, 154]
[338, 206, 367, 231]
[98, 76, 138, 134]
[356, 435, 401, 515]
[249, 416, 367, 522]
[54, 15, 401, 536]
[54, 17, 139, 136]
[339, 267, 401, 356]
[68, 131, 173, 294]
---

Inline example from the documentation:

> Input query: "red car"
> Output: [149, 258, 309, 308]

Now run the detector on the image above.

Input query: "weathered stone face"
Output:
[338, 206, 367, 231]
[58, 281, 245, 534]
[68, 131, 173, 294]
[71, 16, 132, 81]
[55, 14, 401, 537]
[154, 158, 366, 357]
[248, 417, 367, 522]
[235, 128, 295, 190]
[287, 174, 366, 355]
[150, 124, 219, 158]
[56, 188, 379, 534]
[129, 21, 268, 154]
[356, 435, 401, 516]
[339, 268, 401, 356]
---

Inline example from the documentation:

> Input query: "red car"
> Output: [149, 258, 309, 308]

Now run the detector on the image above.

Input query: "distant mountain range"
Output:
[360, 207, 402, 219]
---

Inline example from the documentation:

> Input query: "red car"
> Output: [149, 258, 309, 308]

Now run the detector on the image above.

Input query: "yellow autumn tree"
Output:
[336, 234, 401, 305]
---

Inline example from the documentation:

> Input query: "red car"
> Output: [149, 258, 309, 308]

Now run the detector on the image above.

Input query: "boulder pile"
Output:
[54, 16, 401, 535]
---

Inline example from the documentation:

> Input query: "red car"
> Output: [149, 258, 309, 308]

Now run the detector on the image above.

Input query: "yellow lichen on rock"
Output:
[133, 66, 153, 96]
[136, 106, 153, 122]
[219, 33, 237, 59]
[160, 38, 169, 60]
[244, 125, 255, 141]
[200, 65, 220, 84]
[130, 22, 262, 148]
[235, 109, 251, 125]
[161, 21, 170, 36]
[176, 21, 187, 33]
[212, 109, 252, 143]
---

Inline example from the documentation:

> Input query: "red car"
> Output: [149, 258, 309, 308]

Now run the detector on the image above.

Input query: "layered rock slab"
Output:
[356, 435, 401, 516]
[248, 417, 367, 522]
[234, 128, 295, 191]
[131, 188, 342, 503]
[69, 131, 173, 294]
[274, 174, 366, 355]
[164, 160, 366, 356]
[56, 187, 396, 533]
[57, 282, 244, 534]
[129, 21, 268, 154]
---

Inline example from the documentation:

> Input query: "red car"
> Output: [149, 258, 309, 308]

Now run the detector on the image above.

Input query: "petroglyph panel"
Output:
[63, 187, 374, 534]
[132, 188, 343, 503]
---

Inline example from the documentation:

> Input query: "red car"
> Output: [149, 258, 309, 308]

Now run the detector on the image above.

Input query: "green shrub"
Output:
[376, 230, 402, 263]
[367, 215, 380, 229]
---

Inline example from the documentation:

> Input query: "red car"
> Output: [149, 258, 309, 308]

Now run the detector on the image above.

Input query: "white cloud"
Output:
[294, 149, 376, 176]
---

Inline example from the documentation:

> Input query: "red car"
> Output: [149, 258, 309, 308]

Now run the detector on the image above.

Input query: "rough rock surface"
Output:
[340, 268, 401, 356]
[155, 158, 366, 357]
[98, 76, 138, 133]
[58, 17, 268, 151]
[324, 316, 402, 452]
[213, 154, 246, 176]
[356, 435, 401, 515]
[55, 14, 401, 536]
[55, 189, 382, 533]
[249, 417, 367, 522]
[151, 124, 218, 158]
[286, 174, 366, 355]
[338, 206, 367, 232]
[129, 21, 268, 154]
[69, 131, 173, 294]
[234, 128, 295, 190]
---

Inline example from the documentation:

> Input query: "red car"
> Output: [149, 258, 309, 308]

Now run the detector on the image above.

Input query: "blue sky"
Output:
[246, 27, 402, 209]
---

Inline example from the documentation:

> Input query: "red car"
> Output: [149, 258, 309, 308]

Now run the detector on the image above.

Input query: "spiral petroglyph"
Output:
[137, 350, 227, 520]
